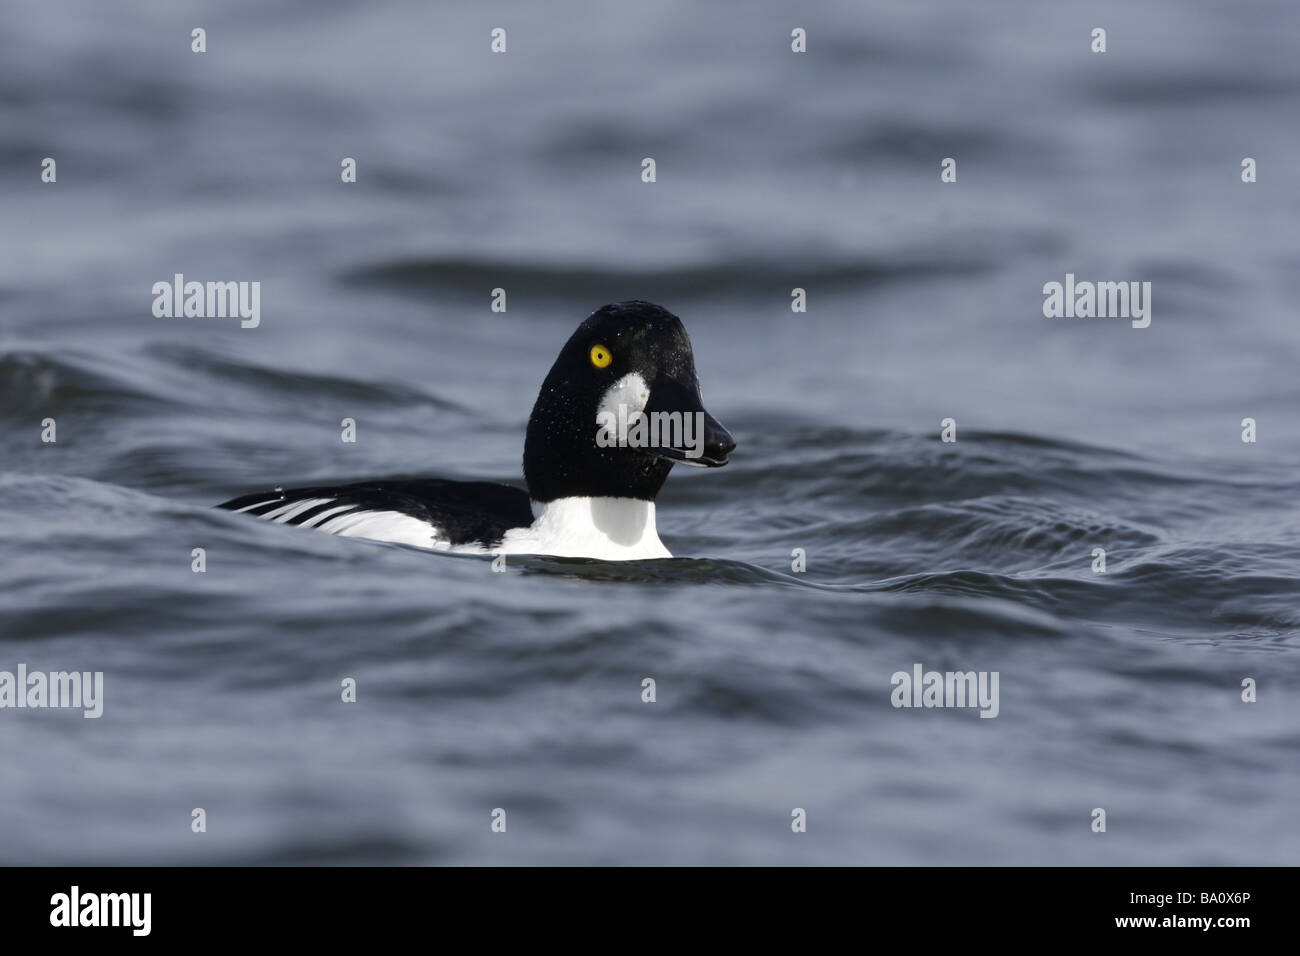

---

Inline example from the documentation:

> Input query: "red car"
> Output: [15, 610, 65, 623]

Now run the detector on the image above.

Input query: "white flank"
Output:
[496, 497, 670, 560]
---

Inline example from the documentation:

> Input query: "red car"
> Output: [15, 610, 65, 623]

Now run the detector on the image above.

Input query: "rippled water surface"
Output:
[2, 0, 1299, 864]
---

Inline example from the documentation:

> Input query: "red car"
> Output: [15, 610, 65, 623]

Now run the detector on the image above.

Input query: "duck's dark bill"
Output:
[652, 442, 728, 468]
[643, 374, 736, 467]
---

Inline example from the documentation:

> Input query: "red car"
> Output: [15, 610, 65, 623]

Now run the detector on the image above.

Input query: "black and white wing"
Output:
[218, 478, 534, 551]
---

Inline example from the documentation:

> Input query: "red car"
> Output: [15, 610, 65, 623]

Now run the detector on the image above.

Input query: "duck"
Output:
[217, 301, 735, 560]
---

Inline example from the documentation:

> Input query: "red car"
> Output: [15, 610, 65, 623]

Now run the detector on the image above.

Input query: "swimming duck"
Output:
[218, 301, 735, 559]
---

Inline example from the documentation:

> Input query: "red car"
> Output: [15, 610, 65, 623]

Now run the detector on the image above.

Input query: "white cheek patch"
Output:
[597, 372, 650, 420]
[595, 372, 651, 448]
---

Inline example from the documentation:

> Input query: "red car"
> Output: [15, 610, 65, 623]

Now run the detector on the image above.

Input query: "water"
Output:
[2, 0, 1298, 865]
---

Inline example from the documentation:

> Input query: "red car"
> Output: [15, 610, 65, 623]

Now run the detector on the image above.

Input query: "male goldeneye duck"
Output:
[217, 301, 735, 560]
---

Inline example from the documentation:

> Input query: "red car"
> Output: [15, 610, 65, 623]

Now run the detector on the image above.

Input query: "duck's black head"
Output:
[523, 301, 736, 503]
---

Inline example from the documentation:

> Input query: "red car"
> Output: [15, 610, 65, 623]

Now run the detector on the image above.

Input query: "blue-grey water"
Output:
[2, 0, 1298, 865]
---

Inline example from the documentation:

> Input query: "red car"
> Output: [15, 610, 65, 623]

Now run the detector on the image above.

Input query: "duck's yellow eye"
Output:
[589, 344, 612, 369]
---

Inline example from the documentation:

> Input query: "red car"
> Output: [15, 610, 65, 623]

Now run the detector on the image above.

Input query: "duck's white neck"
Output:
[498, 497, 671, 560]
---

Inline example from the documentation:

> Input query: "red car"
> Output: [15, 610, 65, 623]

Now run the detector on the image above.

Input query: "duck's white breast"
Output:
[494, 497, 670, 560]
